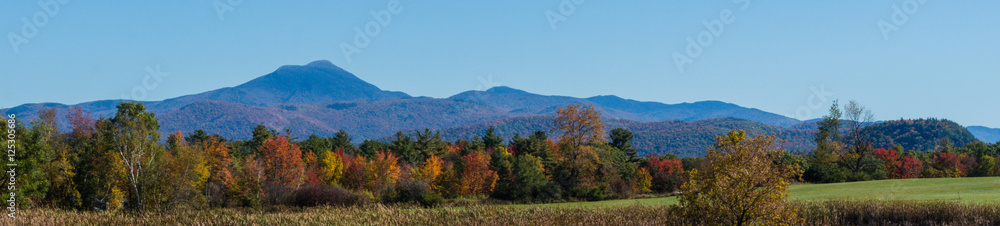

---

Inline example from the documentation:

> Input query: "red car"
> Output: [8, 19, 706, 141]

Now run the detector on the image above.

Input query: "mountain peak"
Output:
[305, 60, 336, 68]
[485, 86, 528, 94]
[165, 60, 409, 107]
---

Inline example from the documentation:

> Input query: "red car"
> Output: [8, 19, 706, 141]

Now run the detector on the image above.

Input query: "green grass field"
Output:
[524, 177, 1000, 208]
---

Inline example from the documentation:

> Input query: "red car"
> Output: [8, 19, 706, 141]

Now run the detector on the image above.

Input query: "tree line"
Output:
[3, 103, 689, 211]
[796, 100, 1000, 183]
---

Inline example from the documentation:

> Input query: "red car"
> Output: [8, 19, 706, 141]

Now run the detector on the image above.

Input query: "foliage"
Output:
[552, 104, 606, 146]
[319, 149, 344, 185]
[105, 102, 163, 211]
[679, 130, 803, 225]
[203, 135, 234, 207]
[647, 157, 684, 193]
[457, 151, 499, 198]
[259, 135, 304, 204]
[609, 128, 637, 162]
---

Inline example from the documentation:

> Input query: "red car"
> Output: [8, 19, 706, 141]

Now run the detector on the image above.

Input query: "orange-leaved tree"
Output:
[203, 135, 233, 207]
[259, 135, 304, 204]
[364, 151, 401, 197]
[458, 151, 498, 197]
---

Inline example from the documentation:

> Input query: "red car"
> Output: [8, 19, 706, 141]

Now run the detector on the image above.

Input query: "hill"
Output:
[868, 119, 979, 151]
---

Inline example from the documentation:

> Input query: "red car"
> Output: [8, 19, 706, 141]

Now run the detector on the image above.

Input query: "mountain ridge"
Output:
[2, 60, 996, 149]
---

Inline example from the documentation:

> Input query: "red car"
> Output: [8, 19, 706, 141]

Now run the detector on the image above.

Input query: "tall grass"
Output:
[795, 200, 1000, 225]
[4, 200, 1000, 225]
[0, 205, 685, 225]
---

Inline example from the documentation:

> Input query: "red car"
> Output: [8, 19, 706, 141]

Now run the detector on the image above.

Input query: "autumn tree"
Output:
[231, 155, 264, 207]
[364, 151, 401, 197]
[458, 151, 499, 197]
[202, 135, 233, 207]
[161, 131, 209, 209]
[551, 104, 605, 195]
[679, 130, 802, 225]
[319, 149, 345, 185]
[259, 135, 305, 204]
[68, 107, 126, 210]
[412, 155, 443, 188]
[647, 157, 684, 193]
[552, 104, 606, 146]
[106, 102, 164, 211]
[634, 167, 653, 194]
[302, 151, 322, 185]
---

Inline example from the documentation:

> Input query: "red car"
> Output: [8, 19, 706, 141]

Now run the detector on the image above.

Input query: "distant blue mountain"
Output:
[9, 59, 983, 149]
[967, 126, 1000, 143]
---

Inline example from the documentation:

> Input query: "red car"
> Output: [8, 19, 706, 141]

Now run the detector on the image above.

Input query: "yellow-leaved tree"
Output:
[320, 150, 344, 185]
[679, 130, 802, 225]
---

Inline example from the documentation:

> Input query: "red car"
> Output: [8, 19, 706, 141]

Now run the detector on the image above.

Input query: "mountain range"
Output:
[3, 60, 997, 156]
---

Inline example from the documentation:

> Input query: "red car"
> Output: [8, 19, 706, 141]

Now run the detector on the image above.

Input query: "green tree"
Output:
[332, 129, 356, 154]
[415, 128, 447, 162]
[18, 109, 57, 208]
[105, 102, 164, 211]
[973, 155, 995, 177]
[392, 131, 419, 165]
[359, 139, 389, 159]
[185, 129, 210, 145]
[609, 128, 637, 162]
[804, 101, 849, 183]
[483, 126, 504, 151]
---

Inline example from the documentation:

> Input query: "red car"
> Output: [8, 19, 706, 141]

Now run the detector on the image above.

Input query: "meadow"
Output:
[4, 177, 999, 225]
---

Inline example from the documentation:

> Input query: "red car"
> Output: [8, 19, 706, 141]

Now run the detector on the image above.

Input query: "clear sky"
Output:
[1, 1, 998, 127]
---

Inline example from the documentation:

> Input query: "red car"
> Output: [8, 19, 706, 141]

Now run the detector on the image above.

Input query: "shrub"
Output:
[393, 180, 443, 207]
[289, 184, 359, 207]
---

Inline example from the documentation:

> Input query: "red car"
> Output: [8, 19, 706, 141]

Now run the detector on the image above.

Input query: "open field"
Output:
[523, 177, 1000, 208]
[4, 177, 1000, 225]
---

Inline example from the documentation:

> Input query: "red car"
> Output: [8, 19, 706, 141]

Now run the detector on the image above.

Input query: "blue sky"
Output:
[1, 1, 998, 127]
